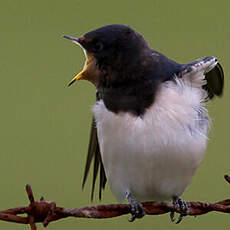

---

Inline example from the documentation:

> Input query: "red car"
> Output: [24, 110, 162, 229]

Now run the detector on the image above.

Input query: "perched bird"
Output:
[63, 24, 224, 223]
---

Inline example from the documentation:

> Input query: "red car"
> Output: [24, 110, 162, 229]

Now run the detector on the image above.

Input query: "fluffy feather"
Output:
[93, 72, 209, 201]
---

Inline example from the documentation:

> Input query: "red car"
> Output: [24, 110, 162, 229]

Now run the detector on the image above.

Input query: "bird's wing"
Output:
[203, 62, 224, 99]
[82, 115, 107, 201]
[179, 56, 224, 99]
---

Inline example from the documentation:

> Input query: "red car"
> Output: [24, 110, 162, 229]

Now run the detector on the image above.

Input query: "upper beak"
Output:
[63, 35, 86, 86]
[63, 35, 81, 45]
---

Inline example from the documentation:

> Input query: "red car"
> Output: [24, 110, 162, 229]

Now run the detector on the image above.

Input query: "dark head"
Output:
[63, 24, 152, 87]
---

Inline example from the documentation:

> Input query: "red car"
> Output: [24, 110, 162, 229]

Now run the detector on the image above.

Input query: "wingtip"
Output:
[90, 191, 94, 202]
[81, 183, 85, 191]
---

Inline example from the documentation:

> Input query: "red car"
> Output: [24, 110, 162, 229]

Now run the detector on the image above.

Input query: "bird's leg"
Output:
[170, 196, 189, 224]
[125, 191, 146, 222]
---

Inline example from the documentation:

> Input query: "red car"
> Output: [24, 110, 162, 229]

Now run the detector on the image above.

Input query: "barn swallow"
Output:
[63, 24, 224, 223]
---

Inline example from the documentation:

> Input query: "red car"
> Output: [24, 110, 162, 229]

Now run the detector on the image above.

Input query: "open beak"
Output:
[63, 35, 99, 86]
[63, 35, 88, 86]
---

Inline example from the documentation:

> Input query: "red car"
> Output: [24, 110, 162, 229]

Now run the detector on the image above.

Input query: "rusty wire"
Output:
[0, 175, 230, 229]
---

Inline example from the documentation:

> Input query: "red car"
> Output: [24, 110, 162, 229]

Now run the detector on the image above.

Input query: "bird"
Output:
[63, 24, 224, 223]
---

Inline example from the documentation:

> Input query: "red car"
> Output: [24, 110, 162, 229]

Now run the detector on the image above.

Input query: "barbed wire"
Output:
[0, 175, 230, 230]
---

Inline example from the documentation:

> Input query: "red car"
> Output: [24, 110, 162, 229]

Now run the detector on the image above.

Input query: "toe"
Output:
[129, 202, 145, 222]
[170, 211, 175, 222]
[126, 192, 145, 222]
[172, 196, 189, 224]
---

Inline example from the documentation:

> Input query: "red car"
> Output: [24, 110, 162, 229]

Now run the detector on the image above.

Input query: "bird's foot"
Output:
[125, 192, 146, 222]
[170, 196, 189, 224]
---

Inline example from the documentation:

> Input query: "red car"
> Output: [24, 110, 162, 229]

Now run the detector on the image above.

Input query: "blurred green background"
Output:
[0, 0, 229, 229]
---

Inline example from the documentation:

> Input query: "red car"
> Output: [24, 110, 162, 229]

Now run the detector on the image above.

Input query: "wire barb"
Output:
[0, 175, 230, 229]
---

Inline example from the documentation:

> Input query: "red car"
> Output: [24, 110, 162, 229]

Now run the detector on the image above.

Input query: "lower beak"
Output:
[68, 71, 84, 86]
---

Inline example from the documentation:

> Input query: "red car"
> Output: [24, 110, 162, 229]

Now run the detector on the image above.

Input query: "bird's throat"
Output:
[79, 52, 101, 85]
[68, 51, 101, 86]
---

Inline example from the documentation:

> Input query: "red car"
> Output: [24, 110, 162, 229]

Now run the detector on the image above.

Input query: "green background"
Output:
[0, 0, 229, 229]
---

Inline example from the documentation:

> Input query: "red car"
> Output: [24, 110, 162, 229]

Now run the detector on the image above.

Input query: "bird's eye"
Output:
[92, 42, 103, 52]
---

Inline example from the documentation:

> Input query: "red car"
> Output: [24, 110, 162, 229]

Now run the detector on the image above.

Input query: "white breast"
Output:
[93, 75, 209, 202]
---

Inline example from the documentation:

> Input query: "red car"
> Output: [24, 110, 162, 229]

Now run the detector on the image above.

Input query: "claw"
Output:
[170, 210, 175, 222]
[176, 213, 184, 224]
[126, 192, 146, 222]
[171, 196, 189, 224]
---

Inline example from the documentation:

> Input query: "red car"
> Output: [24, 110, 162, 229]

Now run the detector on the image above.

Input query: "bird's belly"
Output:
[93, 84, 209, 202]
[99, 131, 206, 201]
